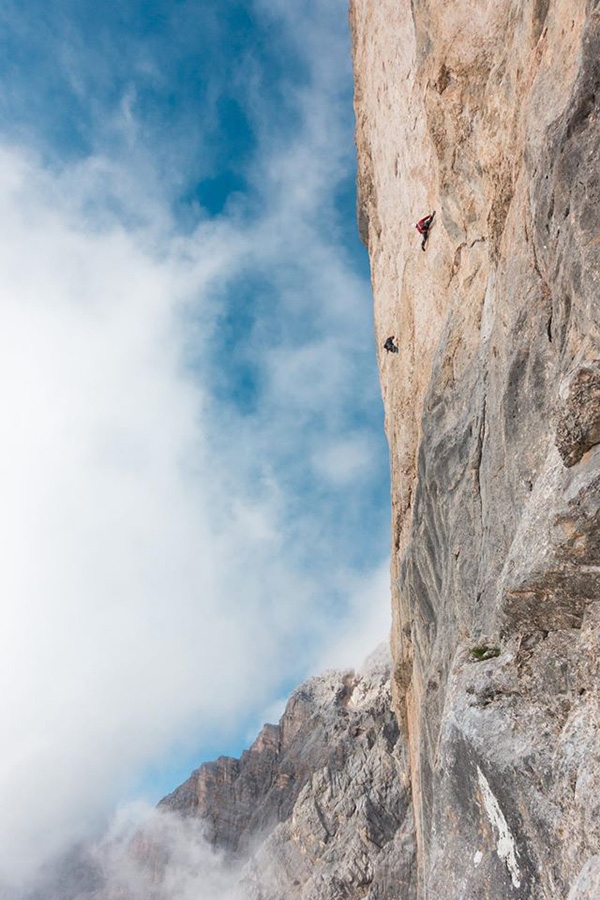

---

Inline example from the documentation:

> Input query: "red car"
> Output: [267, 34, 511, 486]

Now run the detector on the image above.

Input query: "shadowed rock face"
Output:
[556, 361, 600, 466]
[351, 0, 600, 898]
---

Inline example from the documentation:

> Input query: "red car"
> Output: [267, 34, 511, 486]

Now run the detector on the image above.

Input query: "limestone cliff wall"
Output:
[351, 1, 600, 898]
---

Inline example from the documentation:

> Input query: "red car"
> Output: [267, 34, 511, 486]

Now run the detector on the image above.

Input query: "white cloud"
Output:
[0, 146, 230, 877]
[0, 137, 386, 886]
[20, 803, 246, 900]
[313, 563, 391, 674]
[0, 0, 390, 888]
[312, 434, 375, 486]
[94, 805, 245, 900]
[249, 561, 391, 742]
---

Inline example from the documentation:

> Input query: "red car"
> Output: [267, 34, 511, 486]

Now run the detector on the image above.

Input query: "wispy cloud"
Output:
[0, 0, 389, 887]
[15, 803, 245, 900]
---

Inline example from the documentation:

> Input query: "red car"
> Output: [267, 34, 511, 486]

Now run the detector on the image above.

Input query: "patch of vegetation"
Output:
[471, 645, 501, 661]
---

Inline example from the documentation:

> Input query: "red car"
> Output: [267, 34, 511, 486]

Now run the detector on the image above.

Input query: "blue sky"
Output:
[0, 0, 389, 885]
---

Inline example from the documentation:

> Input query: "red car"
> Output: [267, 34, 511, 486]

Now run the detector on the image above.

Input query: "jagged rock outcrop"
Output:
[161, 647, 416, 900]
[351, 0, 600, 898]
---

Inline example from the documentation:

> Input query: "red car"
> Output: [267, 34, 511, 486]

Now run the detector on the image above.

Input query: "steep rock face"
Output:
[162, 648, 416, 900]
[351, 1, 600, 898]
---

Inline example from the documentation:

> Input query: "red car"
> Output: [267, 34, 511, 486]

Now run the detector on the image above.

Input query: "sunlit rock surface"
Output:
[351, 0, 600, 897]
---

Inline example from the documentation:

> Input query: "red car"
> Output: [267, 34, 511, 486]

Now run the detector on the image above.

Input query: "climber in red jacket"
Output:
[414, 211, 435, 251]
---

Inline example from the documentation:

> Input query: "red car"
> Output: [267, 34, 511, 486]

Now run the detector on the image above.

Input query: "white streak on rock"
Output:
[477, 767, 521, 888]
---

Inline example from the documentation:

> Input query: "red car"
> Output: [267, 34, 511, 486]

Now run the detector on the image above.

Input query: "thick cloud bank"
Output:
[2, 805, 244, 900]
[0, 0, 389, 886]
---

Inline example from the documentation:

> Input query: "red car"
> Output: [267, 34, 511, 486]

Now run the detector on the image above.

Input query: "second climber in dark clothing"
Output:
[383, 336, 399, 354]
[414, 211, 435, 251]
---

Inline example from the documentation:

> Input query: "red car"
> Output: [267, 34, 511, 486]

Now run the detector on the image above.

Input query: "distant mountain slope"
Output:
[160, 645, 416, 899]
[19, 648, 414, 900]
